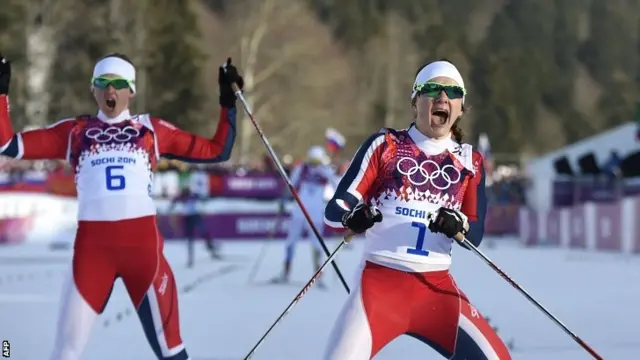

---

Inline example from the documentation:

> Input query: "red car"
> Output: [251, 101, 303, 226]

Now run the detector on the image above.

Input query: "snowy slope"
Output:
[0, 238, 635, 360]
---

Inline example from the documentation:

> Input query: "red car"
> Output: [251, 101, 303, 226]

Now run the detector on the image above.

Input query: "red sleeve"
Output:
[153, 106, 237, 163]
[460, 151, 487, 247]
[0, 95, 74, 160]
[0, 95, 14, 146]
[19, 120, 75, 160]
[460, 152, 485, 221]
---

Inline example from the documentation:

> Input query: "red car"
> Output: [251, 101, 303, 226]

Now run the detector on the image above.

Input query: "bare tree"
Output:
[383, 12, 420, 129]
[0, 0, 28, 127]
[347, 11, 419, 134]
[207, 0, 358, 162]
[384, 12, 400, 128]
[23, 0, 74, 127]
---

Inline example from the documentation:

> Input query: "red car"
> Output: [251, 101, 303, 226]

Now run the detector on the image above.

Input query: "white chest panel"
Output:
[70, 118, 158, 221]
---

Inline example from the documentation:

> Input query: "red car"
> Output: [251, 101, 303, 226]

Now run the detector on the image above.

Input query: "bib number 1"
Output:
[106, 165, 126, 190]
[407, 221, 430, 256]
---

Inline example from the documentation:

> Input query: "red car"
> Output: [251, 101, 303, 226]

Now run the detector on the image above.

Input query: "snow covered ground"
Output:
[0, 237, 636, 360]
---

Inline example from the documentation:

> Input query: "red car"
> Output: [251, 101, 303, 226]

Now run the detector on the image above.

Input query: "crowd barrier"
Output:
[0, 171, 285, 199]
[519, 196, 640, 253]
[552, 178, 640, 206]
[0, 193, 519, 245]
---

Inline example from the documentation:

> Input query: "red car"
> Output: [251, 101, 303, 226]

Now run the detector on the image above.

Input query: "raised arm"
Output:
[152, 107, 236, 163]
[0, 96, 74, 160]
[153, 59, 242, 164]
[324, 131, 386, 228]
[0, 56, 73, 160]
[459, 152, 487, 247]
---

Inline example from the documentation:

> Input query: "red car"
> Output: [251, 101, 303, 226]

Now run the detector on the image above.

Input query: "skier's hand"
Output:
[341, 203, 382, 234]
[428, 207, 468, 241]
[0, 54, 11, 95]
[219, 57, 244, 108]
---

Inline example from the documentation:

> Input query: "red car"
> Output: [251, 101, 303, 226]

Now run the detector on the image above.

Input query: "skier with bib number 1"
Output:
[0, 53, 243, 360]
[323, 59, 512, 359]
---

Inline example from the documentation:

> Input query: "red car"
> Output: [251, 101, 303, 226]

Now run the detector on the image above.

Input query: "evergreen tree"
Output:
[49, 0, 111, 120]
[143, 0, 207, 132]
[2, 0, 640, 156]
[579, 2, 639, 128]
[0, 0, 27, 125]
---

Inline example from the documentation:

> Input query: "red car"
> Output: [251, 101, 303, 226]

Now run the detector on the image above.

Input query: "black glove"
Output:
[428, 207, 468, 239]
[219, 57, 244, 108]
[0, 54, 10, 95]
[342, 203, 383, 234]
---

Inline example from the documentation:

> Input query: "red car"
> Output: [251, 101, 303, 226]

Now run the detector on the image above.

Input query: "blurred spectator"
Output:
[602, 150, 622, 181]
[485, 164, 526, 206]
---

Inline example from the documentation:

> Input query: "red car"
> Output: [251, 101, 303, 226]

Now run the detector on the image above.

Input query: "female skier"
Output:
[272, 145, 335, 287]
[0, 53, 243, 360]
[323, 60, 511, 359]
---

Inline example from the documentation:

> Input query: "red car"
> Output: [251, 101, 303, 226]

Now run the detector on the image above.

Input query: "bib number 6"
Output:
[407, 221, 429, 256]
[105, 165, 126, 190]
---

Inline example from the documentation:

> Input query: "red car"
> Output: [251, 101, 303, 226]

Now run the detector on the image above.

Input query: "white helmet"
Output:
[307, 146, 329, 165]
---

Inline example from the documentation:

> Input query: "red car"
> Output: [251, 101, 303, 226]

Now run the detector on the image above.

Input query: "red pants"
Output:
[50, 216, 188, 360]
[324, 261, 511, 359]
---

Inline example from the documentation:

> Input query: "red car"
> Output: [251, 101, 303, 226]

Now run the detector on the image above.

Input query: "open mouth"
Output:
[105, 98, 116, 110]
[431, 108, 449, 125]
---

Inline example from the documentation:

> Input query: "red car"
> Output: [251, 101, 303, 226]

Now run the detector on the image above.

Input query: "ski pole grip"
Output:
[344, 230, 356, 242]
[231, 82, 242, 96]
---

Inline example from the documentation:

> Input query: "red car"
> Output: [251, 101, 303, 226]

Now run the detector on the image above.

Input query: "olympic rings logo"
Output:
[85, 126, 140, 143]
[396, 157, 461, 190]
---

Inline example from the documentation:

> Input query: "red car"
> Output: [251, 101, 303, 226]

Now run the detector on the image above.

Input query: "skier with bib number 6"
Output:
[323, 60, 511, 359]
[0, 53, 243, 360]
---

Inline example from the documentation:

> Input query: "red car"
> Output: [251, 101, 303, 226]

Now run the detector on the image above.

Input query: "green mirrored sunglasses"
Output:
[91, 77, 134, 90]
[414, 82, 466, 99]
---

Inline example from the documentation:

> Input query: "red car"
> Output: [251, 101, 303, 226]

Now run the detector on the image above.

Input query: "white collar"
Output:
[97, 109, 132, 124]
[407, 124, 458, 155]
